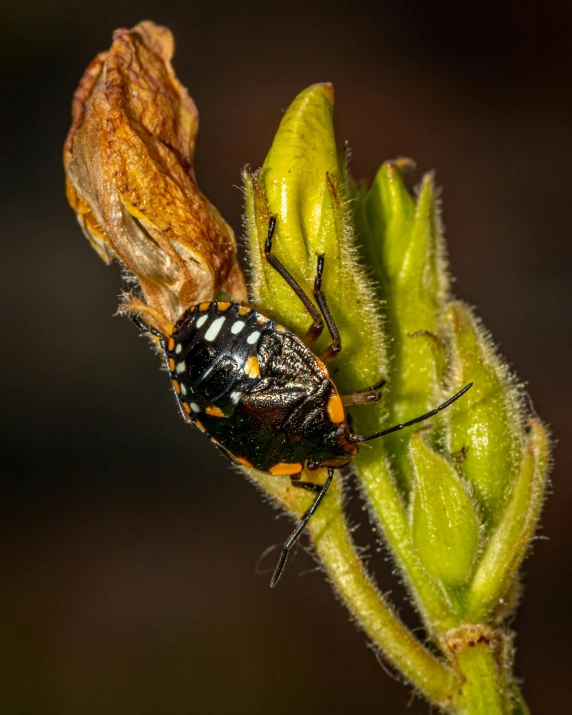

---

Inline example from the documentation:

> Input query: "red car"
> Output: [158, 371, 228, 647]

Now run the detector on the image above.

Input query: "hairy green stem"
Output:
[252, 469, 458, 705]
[452, 642, 507, 714]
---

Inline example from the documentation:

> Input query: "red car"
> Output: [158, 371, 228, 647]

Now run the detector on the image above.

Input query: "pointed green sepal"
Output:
[409, 430, 480, 596]
[355, 159, 416, 286]
[355, 165, 449, 483]
[444, 302, 525, 526]
[466, 419, 550, 622]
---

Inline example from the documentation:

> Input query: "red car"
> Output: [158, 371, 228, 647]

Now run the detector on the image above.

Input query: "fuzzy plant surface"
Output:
[64, 23, 550, 714]
[243, 83, 550, 714]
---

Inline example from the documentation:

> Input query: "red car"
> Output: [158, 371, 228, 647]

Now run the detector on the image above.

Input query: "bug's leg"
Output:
[341, 378, 387, 407]
[313, 254, 342, 363]
[270, 468, 335, 588]
[346, 412, 355, 433]
[342, 392, 380, 407]
[132, 315, 167, 349]
[290, 477, 323, 495]
[264, 217, 324, 347]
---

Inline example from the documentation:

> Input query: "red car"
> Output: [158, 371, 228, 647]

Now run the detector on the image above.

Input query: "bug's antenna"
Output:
[350, 383, 473, 443]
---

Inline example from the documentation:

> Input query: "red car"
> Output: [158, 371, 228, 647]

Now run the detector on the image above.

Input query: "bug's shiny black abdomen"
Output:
[165, 301, 356, 476]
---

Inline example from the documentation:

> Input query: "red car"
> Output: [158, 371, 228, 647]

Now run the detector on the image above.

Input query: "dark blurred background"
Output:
[2, 0, 571, 712]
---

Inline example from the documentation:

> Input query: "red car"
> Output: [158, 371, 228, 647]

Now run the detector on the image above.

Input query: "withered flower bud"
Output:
[64, 21, 247, 335]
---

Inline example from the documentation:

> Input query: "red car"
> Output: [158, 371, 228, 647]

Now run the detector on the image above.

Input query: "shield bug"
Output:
[135, 217, 472, 586]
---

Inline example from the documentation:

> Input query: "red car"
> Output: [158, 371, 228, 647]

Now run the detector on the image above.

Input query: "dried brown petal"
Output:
[64, 51, 111, 263]
[64, 21, 247, 331]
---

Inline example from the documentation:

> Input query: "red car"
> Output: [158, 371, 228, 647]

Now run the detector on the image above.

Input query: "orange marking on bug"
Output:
[172, 379, 181, 395]
[199, 302, 211, 312]
[182, 402, 191, 414]
[268, 462, 304, 476]
[205, 406, 226, 418]
[217, 302, 231, 311]
[195, 420, 206, 432]
[275, 323, 287, 332]
[236, 456, 254, 468]
[238, 306, 250, 316]
[244, 356, 260, 378]
[168, 357, 176, 372]
[315, 357, 329, 378]
[327, 393, 345, 423]
[167, 337, 175, 351]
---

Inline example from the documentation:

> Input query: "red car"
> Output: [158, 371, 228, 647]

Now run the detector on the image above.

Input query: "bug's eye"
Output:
[202, 357, 238, 401]
[187, 342, 220, 382]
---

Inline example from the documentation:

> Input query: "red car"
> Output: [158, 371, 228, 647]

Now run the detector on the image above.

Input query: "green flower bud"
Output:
[242, 88, 462, 702]
[409, 430, 480, 597]
[244, 83, 386, 402]
[355, 164, 448, 483]
[444, 302, 525, 526]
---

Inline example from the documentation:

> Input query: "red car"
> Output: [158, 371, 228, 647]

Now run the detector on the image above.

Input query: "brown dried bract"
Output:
[64, 21, 247, 334]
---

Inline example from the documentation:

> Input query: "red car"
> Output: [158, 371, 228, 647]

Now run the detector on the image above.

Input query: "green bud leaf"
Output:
[244, 83, 386, 400]
[409, 430, 480, 595]
[444, 302, 525, 525]
[466, 420, 550, 622]
[355, 164, 448, 483]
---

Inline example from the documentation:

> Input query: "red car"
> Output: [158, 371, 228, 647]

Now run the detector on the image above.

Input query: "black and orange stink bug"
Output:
[135, 217, 472, 587]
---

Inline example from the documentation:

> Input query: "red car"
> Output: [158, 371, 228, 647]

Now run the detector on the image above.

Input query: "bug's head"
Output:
[306, 423, 358, 471]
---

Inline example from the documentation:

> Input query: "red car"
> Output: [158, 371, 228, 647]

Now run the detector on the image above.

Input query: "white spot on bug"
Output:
[175, 343, 182, 354]
[201, 364, 214, 379]
[204, 316, 225, 342]
[231, 391, 242, 404]
[196, 314, 208, 328]
[176, 362, 187, 374]
[180, 383, 187, 396]
[247, 330, 261, 345]
[190, 402, 200, 413]
[231, 320, 245, 334]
